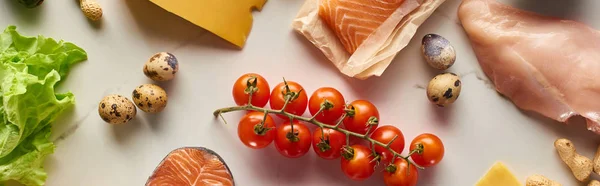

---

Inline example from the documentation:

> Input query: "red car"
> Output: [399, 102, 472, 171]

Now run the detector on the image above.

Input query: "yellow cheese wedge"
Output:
[476, 162, 522, 186]
[149, 0, 267, 48]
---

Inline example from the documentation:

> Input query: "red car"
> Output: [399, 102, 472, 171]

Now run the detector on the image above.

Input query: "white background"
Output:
[2, 0, 600, 185]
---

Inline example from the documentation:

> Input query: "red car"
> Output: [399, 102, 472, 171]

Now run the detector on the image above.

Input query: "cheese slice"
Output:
[476, 162, 522, 186]
[149, 0, 267, 48]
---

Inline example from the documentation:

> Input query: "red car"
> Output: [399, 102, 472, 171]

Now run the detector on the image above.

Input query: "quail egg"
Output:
[427, 73, 461, 107]
[98, 94, 137, 124]
[421, 34, 456, 70]
[143, 52, 179, 81]
[132, 84, 168, 113]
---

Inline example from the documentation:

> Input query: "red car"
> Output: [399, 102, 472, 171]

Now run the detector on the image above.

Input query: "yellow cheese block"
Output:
[476, 162, 522, 186]
[149, 0, 267, 48]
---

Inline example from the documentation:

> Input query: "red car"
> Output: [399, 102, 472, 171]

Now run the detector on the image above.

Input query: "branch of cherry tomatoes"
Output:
[214, 73, 445, 185]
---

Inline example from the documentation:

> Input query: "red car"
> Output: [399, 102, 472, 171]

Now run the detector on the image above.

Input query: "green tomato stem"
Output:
[246, 87, 254, 106]
[386, 135, 399, 147]
[341, 146, 354, 160]
[213, 104, 425, 170]
[279, 97, 291, 113]
[370, 140, 377, 157]
[334, 114, 346, 128]
[310, 105, 326, 121]
[258, 110, 268, 128]
[413, 144, 424, 155]
[345, 133, 350, 146]
[218, 113, 228, 125]
[289, 115, 295, 138]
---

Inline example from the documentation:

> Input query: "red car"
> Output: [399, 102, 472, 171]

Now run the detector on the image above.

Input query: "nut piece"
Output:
[421, 34, 456, 70]
[593, 144, 600, 174]
[427, 73, 462, 107]
[98, 94, 136, 124]
[554, 138, 593, 182]
[80, 0, 102, 21]
[143, 52, 179, 81]
[525, 174, 561, 186]
[132, 84, 168, 113]
[589, 180, 600, 186]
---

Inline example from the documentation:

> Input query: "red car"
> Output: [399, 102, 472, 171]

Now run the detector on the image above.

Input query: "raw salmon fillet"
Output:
[319, 0, 405, 54]
[146, 147, 234, 186]
[458, 0, 600, 133]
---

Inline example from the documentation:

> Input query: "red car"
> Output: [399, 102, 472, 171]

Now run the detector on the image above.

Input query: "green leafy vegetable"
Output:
[0, 26, 86, 186]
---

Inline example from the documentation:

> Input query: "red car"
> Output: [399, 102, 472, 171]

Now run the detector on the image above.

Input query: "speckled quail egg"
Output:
[427, 73, 462, 107]
[98, 94, 137, 124]
[132, 84, 168, 113]
[143, 52, 179, 81]
[422, 34, 456, 70]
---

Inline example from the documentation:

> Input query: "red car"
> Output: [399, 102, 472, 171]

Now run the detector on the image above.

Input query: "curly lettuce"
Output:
[0, 26, 86, 185]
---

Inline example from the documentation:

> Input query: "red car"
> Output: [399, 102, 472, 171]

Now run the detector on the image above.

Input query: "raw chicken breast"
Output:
[458, 0, 600, 133]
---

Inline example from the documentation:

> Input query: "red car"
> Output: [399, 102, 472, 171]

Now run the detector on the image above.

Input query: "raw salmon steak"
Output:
[319, 0, 405, 54]
[458, 0, 600, 133]
[146, 147, 234, 186]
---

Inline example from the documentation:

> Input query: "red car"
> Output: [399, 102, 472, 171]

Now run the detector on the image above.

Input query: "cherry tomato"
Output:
[312, 127, 346, 160]
[274, 120, 312, 158]
[410, 133, 444, 167]
[237, 112, 276, 149]
[232, 73, 270, 107]
[270, 80, 308, 119]
[383, 158, 419, 186]
[343, 100, 380, 135]
[340, 145, 377, 181]
[370, 125, 405, 164]
[308, 87, 346, 124]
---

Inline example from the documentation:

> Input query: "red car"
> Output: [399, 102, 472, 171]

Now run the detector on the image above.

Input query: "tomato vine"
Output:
[214, 80, 425, 170]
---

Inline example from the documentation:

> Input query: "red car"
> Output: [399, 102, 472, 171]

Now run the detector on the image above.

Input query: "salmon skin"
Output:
[146, 147, 235, 186]
[319, 0, 405, 54]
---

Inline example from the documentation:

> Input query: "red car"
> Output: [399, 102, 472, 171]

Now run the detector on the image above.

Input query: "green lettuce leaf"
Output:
[0, 26, 86, 185]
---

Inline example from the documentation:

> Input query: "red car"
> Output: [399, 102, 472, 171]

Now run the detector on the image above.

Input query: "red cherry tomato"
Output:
[370, 125, 405, 164]
[340, 145, 377, 181]
[312, 127, 346, 160]
[270, 80, 308, 119]
[232, 73, 270, 107]
[383, 158, 419, 186]
[410, 133, 444, 167]
[237, 112, 276, 149]
[343, 100, 380, 135]
[308, 87, 346, 124]
[274, 120, 312, 158]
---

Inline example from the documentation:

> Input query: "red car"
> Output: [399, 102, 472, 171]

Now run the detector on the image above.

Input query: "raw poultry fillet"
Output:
[458, 0, 600, 133]
[319, 0, 405, 54]
[146, 147, 234, 186]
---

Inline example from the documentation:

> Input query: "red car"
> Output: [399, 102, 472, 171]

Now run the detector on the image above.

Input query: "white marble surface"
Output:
[2, 0, 600, 185]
